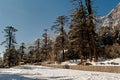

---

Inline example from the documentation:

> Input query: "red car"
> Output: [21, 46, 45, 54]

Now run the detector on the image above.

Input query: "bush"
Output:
[63, 64, 70, 69]
[85, 63, 92, 66]
[105, 43, 120, 58]
[110, 62, 119, 65]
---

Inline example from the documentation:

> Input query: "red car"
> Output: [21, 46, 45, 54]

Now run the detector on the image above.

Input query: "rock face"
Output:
[97, 2, 120, 30]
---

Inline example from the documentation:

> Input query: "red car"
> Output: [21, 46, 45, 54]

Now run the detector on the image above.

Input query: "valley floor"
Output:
[0, 65, 120, 80]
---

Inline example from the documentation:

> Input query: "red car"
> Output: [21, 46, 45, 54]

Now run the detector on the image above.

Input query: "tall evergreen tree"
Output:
[69, 0, 98, 63]
[41, 29, 48, 60]
[54, 29, 69, 62]
[69, 0, 88, 63]
[1, 26, 18, 67]
[34, 39, 41, 62]
[51, 15, 69, 62]
[1, 26, 17, 49]
[27, 46, 35, 64]
[18, 43, 26, 61]
[40, 29, 53, 61]
[85, 0, 98, 61]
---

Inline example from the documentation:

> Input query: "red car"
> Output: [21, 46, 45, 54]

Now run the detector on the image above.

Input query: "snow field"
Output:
[0, 65, 120, 80]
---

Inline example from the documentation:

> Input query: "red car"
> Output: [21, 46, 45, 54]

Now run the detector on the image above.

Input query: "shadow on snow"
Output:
[0, 73, 38, 80]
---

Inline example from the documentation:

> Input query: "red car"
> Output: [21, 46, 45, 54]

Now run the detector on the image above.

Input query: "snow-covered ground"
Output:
[61, 58, 120, 66]
[0, 65, 120, 80]
[95, 58, 120, 66]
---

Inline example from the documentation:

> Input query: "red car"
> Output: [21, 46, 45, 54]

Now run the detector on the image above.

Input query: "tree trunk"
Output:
[91, 31, 98, 62]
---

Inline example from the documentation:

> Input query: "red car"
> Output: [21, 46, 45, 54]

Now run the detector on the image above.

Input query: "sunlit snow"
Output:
[0, 65, 120, 80]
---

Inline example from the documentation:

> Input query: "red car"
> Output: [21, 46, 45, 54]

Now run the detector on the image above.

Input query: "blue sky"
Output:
[0, 0, 120, 54]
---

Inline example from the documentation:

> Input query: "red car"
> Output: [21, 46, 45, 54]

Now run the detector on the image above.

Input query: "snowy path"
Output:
[0, 65, 120, 80]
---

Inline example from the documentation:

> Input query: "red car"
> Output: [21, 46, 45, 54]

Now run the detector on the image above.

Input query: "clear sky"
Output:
[0, 0, 120, 54]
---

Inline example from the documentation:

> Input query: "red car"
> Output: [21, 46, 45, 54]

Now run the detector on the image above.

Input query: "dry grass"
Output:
[42, 63, 120, 73]
[70, 65, 120, 73]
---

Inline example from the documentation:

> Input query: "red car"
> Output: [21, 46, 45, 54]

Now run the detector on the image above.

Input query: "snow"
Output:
[0, 65, 120, 80]
[0, 58, 120, 80]
[96, 58, 120, 66]
[96, 2, 120, 29]
[61, 60, 80, 65]
[61, 58, 120, 66]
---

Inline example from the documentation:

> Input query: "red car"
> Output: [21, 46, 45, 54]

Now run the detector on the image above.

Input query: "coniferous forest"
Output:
[0, 0, 120, 68]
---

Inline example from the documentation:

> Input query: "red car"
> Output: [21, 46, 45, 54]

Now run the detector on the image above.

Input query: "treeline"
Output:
[1, 0, 120, 67]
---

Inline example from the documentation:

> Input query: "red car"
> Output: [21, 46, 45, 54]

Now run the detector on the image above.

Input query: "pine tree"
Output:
[54, 29, 69, 62]
[69, 0, 98, 63]
[40, 29, 53, 61]
[51, 15, 69, 62]
[69, 0, 88, 63]
[41, 29, 48, 60]
[28, 46, 35, 64]
[85, 0, 98, 61]
[18, 43, 26, 61]
[4, 46, 19, 67]
[34, 39, 41, 62]
[1, 26, 17, 49]
[1, 26, 18, 67]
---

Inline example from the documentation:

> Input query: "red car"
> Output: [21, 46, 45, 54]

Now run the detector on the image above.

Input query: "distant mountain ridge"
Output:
[97, 2, 120, 30]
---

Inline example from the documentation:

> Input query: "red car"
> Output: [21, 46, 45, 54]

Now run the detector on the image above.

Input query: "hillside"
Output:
[97, 2, 120, 30]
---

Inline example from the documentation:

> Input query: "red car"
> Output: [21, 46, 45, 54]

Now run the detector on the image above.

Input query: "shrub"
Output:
[105, 43, 120, 58]
[63, 64, 70, 69]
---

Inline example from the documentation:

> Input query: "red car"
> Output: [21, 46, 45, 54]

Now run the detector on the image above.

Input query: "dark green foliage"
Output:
[98, 26, 113, 46]
[98, 26, 120, 59]
[18, 43, 26, 61]
[51, 16, 69, 33]
[68, 0, 98, 62]
[104, 43, 120, 59]
[54, 30, 69, 62]
[69, 0, 87, 62]
[1, 26, 17, 49]
[1, 26, 18, 67]
[40, 29, 53, 61]
[113, 30, 120, 44]
[52, 15, 69, 62]
[4, 47, 19, 67]
[34, 39, 41, 63]
[66, 47, 79, 61]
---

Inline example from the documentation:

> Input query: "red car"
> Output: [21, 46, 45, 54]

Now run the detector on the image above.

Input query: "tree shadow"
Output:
[0, 73, 74, 80]
[0, 73, 41, 80]
[48, 76, 73, 80]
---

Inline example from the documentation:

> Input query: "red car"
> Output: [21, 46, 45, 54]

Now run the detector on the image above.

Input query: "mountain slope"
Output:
[97, 2, 120, 30]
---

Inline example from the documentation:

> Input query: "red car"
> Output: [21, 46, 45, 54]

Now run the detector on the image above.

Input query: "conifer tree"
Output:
[1, 26, 18, 67]
[85, 0, 98, 61]
[40, 29, 53, 61]
[69, 0, 88, 63]
[69, 0, 98, 63]
[4, 46, 19, 67]
[1, 26, 17, 49]
[34, 39, 41, 62]
[18, 43, 26, 61]
[51, 15, 69, 62]
[54, 29, 69, 62]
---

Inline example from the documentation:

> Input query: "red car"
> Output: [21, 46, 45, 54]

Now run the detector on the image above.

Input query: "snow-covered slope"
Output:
[0, 65, 120, 80]
[97, 2, 120, 30]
